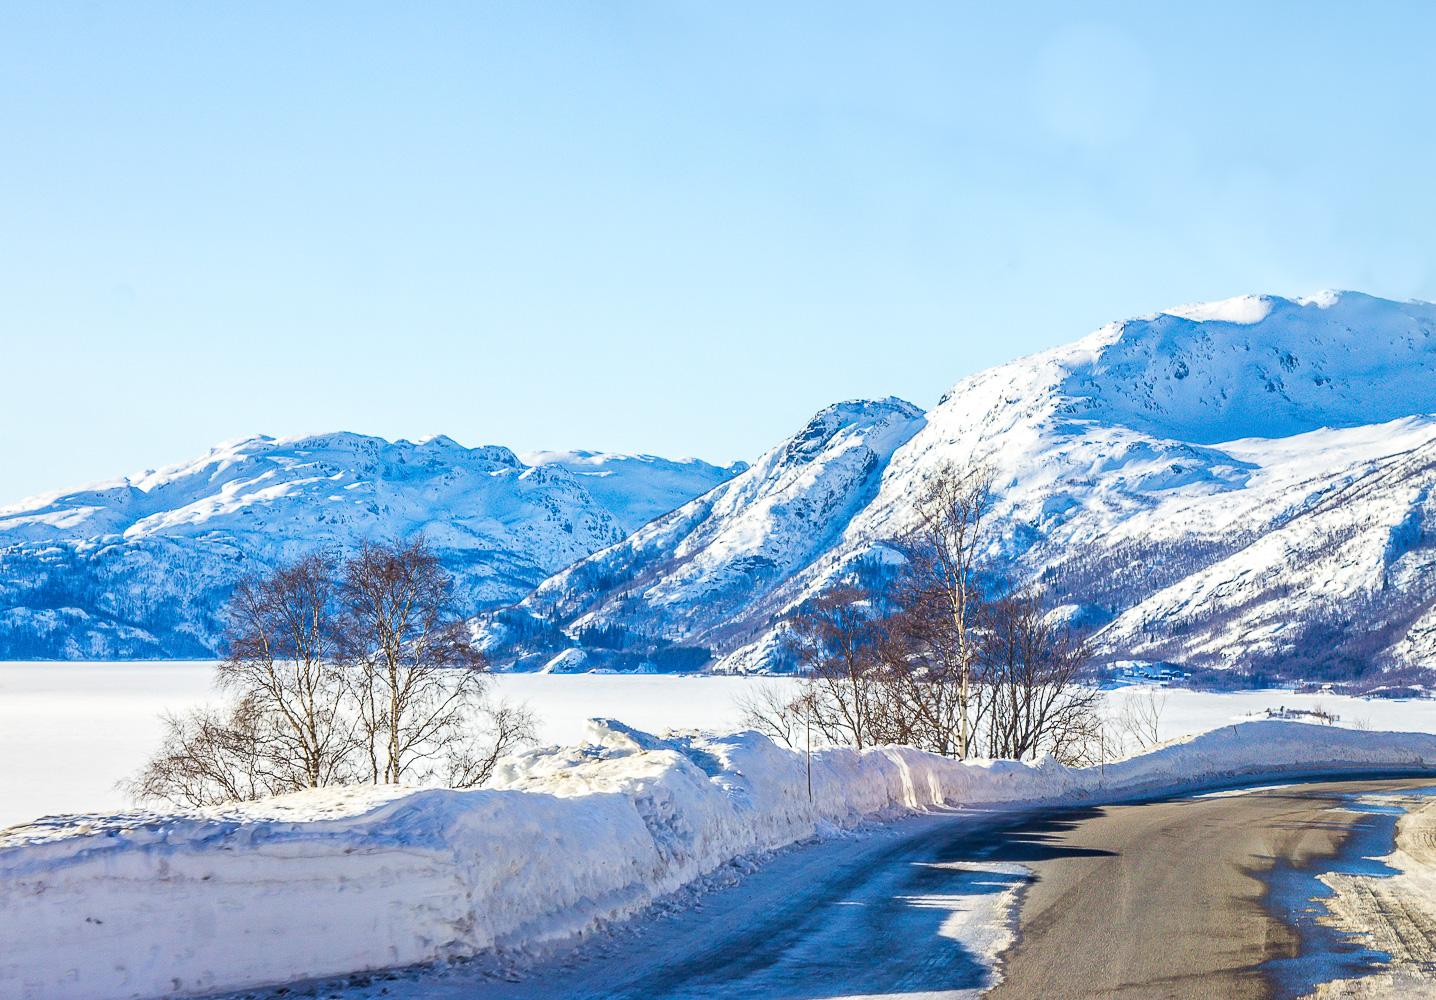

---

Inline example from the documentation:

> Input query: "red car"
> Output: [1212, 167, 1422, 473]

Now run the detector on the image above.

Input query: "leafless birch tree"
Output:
[877, 572, 974, 756]
[735, 680, 812, 750]
[341, 538, 513, 786]
[131, 539, 535, 807]
[126, 700, 292, 807]
[760, 460, 1102, 766]
[978, 589, 1100, 762]
[221, 552, 355, 788]
[788, 588, 887, 750]
[1114, 686, 1167, 752]
[901, 461, 994, 757]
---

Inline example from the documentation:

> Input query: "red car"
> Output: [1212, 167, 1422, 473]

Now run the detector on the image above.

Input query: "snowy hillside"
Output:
[518, 450, 747, 533]
[484, 399, 926, 672]
[0, 435, 738, 658]
[491, 292, 1436, 680]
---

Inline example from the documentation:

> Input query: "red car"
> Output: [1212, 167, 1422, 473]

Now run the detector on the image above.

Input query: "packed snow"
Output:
[3, 718, 1436, 1000]
[1312, 791, 1436, 996]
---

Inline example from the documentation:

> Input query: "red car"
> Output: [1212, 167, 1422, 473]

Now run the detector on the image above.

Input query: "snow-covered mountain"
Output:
[517, 450, 748, 533]
[0, 434, 740, 658]
[13, 290, 1436, 676]
[488, 291, 1436, 681]
[485, 399, 926, 672]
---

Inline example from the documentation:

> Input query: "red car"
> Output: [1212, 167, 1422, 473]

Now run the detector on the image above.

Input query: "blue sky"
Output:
[4, 2, 1436, 501]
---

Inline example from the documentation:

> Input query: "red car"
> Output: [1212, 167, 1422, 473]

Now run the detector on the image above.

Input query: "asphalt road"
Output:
[987, 777, 1436, 999]
[313, 776, 1436, 1000]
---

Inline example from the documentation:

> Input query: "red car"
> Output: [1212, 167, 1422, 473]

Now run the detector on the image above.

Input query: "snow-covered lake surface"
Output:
[0, 663, 769, 829]
[3, 661, 1436, 830]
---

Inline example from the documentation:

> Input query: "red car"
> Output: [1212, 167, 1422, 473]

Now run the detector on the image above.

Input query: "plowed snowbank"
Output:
[3, 719, 1434, 1000]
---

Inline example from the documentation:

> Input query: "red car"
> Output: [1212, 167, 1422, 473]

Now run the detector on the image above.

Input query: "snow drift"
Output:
[3, 719, 1435, 1000]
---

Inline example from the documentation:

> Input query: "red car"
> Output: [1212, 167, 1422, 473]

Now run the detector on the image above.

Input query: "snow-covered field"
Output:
[0, 663, 217, 830]
[4, 662, 1436, 831]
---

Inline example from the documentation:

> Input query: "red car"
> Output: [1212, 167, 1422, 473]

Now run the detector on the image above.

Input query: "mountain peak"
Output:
[1159, 293, 1279, 325]
[927, 291, 1436, 448]
[1065, 291, 1436, 444]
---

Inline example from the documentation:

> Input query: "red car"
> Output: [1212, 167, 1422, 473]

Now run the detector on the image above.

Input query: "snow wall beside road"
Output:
[4, 718, 1435, 1000]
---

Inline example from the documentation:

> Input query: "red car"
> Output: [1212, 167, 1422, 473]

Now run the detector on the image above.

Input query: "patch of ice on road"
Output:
[924, 861, 1034, 997]
[1190, 783, 1297, 799]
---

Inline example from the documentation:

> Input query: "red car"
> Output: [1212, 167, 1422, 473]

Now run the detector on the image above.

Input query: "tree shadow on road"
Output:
[611, 810, 1115, 1000]
[953, 809, 1119, 865]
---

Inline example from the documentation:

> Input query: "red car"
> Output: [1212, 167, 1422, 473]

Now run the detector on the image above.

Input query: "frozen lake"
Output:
[0, 662, 776, 829]
[3, 661, 1436, 830]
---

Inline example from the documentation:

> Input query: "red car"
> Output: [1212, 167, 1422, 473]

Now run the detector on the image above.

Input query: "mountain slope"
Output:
[517, 451, 748, 533]
[490, 292, 1436, 680]
[482, 398, 925, 671]
[0, 434, 738, 658]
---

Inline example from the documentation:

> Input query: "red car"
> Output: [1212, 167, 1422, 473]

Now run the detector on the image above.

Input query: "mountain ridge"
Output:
[0, 432, 742, 658]
[484, 290, 1436, 682]
[11, 289, 1436, 679]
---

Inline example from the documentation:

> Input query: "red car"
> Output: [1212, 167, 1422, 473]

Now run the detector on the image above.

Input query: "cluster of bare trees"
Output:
[741, 462, 1105, 765]
[1113, 687, 1167, 752]
[130, 539, 534, 807]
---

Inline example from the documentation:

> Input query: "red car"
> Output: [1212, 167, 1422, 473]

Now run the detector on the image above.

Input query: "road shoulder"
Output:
[1310, 793, 1436, 998]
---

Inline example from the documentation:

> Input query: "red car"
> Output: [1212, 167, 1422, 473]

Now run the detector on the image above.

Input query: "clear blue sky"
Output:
[4, 2, 1436, 502]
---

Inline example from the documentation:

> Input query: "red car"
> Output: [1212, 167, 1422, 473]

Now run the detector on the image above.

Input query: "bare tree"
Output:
[443, 696, 539, 788]
[130, 541, 537, 808]
[877, 573, 972, 756]
[902, 461, 994, 757]
[221, 552, 355, 788]
[127, 699, 293, 807]
[978, 589, 1101, 763]
[131, 553, 356, 808]
[341, 538, 491, 785]
[1114, 686, 1167, 753]
[788, 588, 886, 750]
[735, 680, 811, 750]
